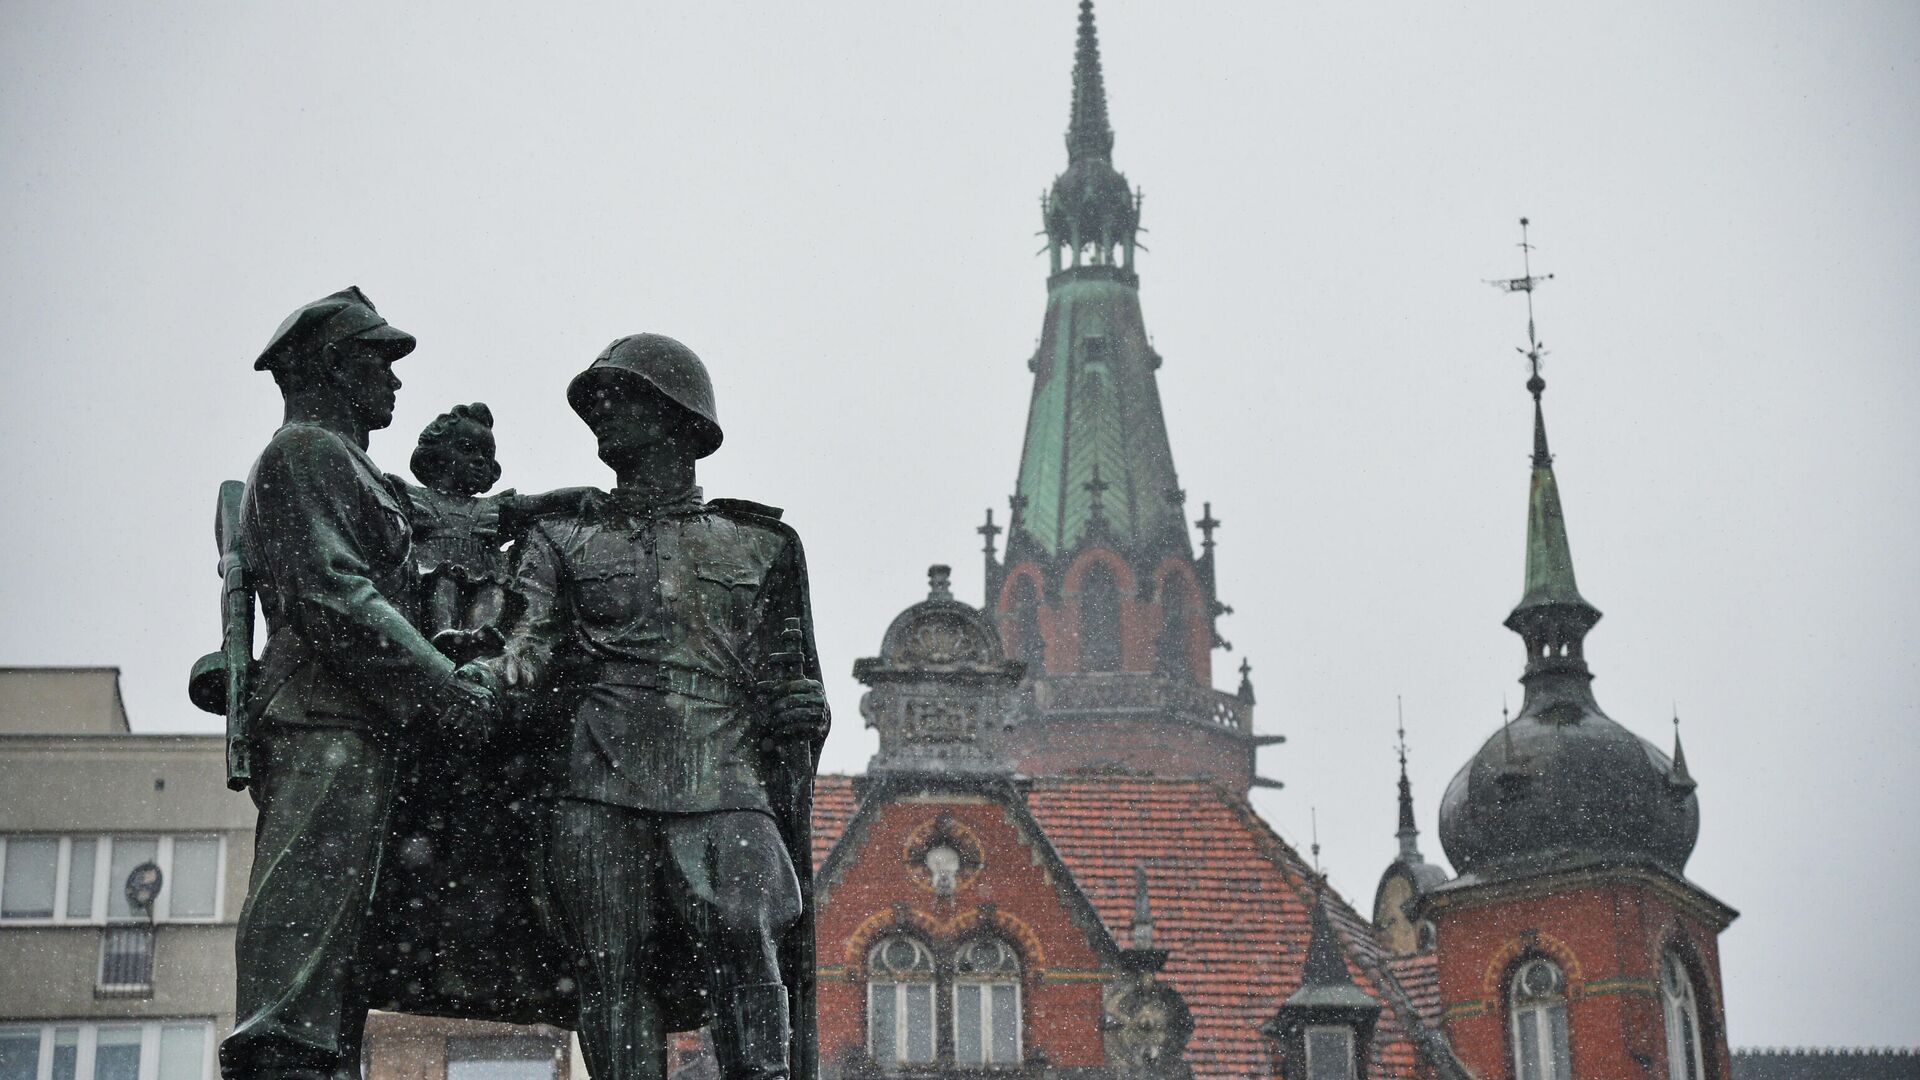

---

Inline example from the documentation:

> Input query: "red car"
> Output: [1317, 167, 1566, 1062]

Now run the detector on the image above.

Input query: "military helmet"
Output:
[567, 333, 723, 458]
[255, 286, 417, 375]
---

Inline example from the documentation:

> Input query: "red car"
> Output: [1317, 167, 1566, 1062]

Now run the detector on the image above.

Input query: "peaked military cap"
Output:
[255, 285, 417, 373]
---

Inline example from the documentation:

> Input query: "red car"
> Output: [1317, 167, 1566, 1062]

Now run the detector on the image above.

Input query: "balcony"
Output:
[1027, 673, 1253, 736]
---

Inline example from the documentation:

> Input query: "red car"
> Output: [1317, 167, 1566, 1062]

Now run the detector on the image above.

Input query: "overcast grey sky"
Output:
[4, 0, 1916, 1048]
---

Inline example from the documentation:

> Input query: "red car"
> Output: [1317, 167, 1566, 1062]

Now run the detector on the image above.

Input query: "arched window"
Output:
[1661, 951, 1706, 1080]
[1509, 958, 1571, 1080]
[952, 938, 1022, 1067]
[868, 936, 936, 1068]
[1154, 575, 1194, 681]
[1079, 563, 1123, 672]
[1009, 577, 1045, 670]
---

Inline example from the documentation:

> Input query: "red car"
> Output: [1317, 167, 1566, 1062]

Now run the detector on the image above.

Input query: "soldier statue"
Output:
[219, 287, 503, 1080]
[490, 333, 828, 1080]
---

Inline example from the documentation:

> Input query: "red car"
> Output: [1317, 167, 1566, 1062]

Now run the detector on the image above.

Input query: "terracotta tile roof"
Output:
[813, 775, 858, 869]
[1384, 953, 1442, 1032]
[810, 774, 1445, 1078]
[1021, 776, 1430, 1079]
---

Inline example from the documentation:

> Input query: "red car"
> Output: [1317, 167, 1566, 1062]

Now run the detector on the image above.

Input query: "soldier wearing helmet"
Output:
[491, 333, 828, 1080]
[223, 288, 503, 1080]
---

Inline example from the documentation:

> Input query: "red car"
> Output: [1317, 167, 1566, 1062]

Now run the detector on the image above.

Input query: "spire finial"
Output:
[1500, 697, 1516, 762]
[1670, 705, 1696, 790]
[927, 564, 953, 602]
[1130, 864, 1154, 949]
[1490, 215, 1555, 402]
[978, 507, 1002, 559]
[1309, 807, 1322, 878]
[1395, 697, 1422, 861]
[1065, 0, 1115, 162]
[1237, 657, 1256, 704]
[1195, 501, 1220, 557]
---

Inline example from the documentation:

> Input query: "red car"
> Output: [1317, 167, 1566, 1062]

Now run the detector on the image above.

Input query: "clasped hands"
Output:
[437, 660, 827, 746]
[438, 660, 503, 744]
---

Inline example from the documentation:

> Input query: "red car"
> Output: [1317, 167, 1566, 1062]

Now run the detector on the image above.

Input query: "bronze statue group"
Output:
[193, 287, 829, 1080]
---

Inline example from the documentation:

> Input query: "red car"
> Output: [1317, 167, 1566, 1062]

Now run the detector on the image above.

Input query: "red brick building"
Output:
[807, 7, 1736, 1080]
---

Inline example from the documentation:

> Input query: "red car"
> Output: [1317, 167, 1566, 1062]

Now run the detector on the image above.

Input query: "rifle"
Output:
[187, 480, 256, 791]
[768, 616, 820, 1080]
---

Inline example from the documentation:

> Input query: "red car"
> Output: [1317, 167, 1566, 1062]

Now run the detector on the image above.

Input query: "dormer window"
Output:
[1303, 1027, 1355, 1080]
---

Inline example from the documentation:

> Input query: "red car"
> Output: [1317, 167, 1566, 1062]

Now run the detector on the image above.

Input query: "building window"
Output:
[868, 936, 936, 1068]
[0, 1022, 213, 1080]
[866, 935, 1024, 1070]
[446, 1037, 562, 1080]
[0, 836, 224, 925]
[1660, 951, 1706, 1080]
[1078, 564, 1122, 672]
[952, 939, 1021, 1066]
[1303, 1027, 1355, 1080]
[1509, 958, 1571, 1080]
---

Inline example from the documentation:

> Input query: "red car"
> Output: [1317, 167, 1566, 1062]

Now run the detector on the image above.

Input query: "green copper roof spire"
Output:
[1066, 0, 1114, 162]
[1493, 219, 1600, 642]
[1012, 2, 1181, 561]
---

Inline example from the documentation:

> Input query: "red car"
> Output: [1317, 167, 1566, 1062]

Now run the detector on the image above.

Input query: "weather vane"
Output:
[1488, 216, 1555, 394]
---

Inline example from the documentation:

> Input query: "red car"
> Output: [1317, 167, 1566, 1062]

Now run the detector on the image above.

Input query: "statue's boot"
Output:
[713, 983, 790, 1080]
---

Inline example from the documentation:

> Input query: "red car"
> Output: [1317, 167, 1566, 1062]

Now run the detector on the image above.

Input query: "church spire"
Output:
[1493, 219, 1601, 677]
[1394, 697, 1423, 863]
[1066, 0, 1115, 162]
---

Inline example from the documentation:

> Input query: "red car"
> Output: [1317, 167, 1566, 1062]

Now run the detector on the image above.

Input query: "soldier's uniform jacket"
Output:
[503, 485, 824, 815]
[241, 422, 455, 731]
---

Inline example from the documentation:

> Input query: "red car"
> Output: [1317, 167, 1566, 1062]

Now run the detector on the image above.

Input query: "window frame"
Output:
[0, 836, 226, 926]
[1507, 958, 1572, 1080]
[866, 936, 937, 1069]
[0, 1020, 215, 1080]
[1302, 1026, 1355, 1080]
[1660, 951, 1706, 1080]
[949, 977, 1021, 1066]
[864, 934, 1025, 1071]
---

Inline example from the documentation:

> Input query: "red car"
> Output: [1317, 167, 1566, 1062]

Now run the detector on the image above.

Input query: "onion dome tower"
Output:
[1419, 223, 1735, 1080]
[981, 0, 1282, 796]
[1434, 353, 1699, 878]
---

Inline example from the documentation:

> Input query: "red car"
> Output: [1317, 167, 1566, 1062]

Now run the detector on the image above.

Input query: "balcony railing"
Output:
[1028, 673, 1253, 735]
[97, 925, 155, 997]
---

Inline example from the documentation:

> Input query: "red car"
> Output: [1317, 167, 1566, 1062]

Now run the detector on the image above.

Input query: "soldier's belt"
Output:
[582, 662, 748, 706]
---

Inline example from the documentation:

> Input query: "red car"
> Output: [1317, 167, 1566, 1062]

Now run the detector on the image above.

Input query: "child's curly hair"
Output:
[410, 402, 501, 493]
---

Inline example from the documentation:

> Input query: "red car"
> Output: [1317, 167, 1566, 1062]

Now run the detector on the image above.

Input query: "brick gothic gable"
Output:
[812, 776, 1455, 1080]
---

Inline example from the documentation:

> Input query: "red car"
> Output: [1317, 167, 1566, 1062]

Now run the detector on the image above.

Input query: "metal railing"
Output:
[96, 925, 155, 997]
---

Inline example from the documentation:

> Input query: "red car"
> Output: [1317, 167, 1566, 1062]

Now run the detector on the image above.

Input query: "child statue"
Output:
[406, 402, 511, 663]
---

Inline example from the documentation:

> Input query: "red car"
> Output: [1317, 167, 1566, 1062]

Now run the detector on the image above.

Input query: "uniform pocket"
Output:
[574, 570, 642, 623]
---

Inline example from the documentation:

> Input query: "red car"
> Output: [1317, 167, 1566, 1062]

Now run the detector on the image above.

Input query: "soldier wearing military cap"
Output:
[222, 287, 502, 1080]
[491, 333, 828, 1080]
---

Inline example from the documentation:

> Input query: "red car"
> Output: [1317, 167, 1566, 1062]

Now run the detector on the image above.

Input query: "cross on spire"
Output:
[1196, 501, 1221, 556]
[978, 507, 1002, 559]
